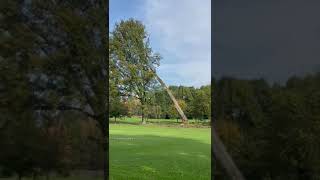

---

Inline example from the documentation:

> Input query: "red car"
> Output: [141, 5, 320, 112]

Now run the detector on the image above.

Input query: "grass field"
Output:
[1, 117, 210, 180]
[110, 117, 211, 180]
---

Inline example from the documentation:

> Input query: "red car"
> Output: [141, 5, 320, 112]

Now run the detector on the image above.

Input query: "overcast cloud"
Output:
[213, 0, 320, 84]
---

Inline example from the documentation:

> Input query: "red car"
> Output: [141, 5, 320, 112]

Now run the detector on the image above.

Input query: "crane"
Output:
[153, 70, 245, 180]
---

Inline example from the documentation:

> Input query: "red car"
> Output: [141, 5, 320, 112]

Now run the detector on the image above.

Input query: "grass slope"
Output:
[110, 117, 211, 180]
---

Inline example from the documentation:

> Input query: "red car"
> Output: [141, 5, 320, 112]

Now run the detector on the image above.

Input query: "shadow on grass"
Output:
[109, 134, 211, 180]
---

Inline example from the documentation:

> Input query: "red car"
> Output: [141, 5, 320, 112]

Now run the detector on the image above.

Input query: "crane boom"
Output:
[154, 74, 188, 123]
[152, 70, 245, 180]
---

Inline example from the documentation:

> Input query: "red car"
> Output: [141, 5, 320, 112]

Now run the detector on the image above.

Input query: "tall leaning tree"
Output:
[110, 19, 160, 124]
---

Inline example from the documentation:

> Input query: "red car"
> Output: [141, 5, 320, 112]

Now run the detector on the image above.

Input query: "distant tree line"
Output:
[213, 72, 320, 180]
[109, 84, 211, 122]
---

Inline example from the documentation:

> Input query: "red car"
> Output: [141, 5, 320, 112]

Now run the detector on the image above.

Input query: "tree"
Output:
[0, 1, 47, 178]
[191, 86, 210, 120]
[2, 1, 109, 179]
[212, 73, 320, 179]
[110, 100, 128, 122]
[126, 97, 141, 117]
[110, 19, 161, 124]
[109, 66, 128, 122]
[169, 99, 186, 122]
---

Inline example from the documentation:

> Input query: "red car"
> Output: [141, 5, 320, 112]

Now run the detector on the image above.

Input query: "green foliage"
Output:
[1, 0, 108, 179]
[213, 73, 320, 179]
[169, 99, 187, 119]
[110, 19, 161, 122]
[114, 84, 211, 121]
[190, 85, 211, 120]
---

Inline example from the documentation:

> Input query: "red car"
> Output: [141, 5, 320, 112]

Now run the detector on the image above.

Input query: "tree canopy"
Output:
[109, 19, 161, 123]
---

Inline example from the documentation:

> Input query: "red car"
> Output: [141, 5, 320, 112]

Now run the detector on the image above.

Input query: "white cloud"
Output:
[141, 0, 211, 87]
[158, 61, 211, 87]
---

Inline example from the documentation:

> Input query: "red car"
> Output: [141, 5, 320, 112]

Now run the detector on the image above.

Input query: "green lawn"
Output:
[1, 118, 210, 180]
[110, 117, 211, 180]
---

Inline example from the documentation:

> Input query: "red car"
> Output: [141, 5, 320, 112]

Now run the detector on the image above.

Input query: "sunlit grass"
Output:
[109, 117, 211, 180]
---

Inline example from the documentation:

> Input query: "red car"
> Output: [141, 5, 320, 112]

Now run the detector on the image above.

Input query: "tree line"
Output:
[213, 73, 320, 179]
[110, 84, 211, 122]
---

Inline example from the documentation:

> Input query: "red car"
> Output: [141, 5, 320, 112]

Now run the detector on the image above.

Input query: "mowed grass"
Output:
[110, 117, 211, 180]
[1, 118, 210, 180]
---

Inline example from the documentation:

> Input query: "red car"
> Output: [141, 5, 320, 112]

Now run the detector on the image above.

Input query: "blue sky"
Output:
[110, 0, 211, 87]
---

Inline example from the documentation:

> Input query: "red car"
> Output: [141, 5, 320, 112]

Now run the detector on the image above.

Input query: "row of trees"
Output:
[110, 84, 211, 121]
[213, 73, 320, 179]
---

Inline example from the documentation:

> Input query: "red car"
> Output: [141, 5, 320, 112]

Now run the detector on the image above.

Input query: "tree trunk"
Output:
[101, 115, 108, 180]
[103, 140, 108, 180]
[104, 127, 108, 180]
[141, 115, 146, 124]
[45, 172, 49, 180]
[141, 103, 146, 124]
